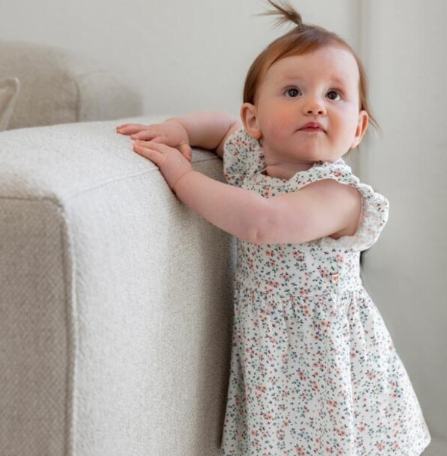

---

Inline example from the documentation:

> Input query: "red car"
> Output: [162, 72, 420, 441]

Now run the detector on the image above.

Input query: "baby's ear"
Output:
[240, 103, 262, 139]
[351, 110, 369, 148]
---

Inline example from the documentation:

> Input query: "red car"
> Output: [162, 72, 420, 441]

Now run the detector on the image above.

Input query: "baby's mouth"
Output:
[298, 122, 326, 132]
[301, 128, 324, 132]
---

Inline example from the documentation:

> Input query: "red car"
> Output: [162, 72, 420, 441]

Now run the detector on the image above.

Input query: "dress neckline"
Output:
[235, 129, 347, 184]
[259, 160, 322, 179]
[257, 158, 344, 184]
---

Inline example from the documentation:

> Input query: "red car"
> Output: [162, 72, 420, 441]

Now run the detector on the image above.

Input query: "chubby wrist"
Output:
[165, 117, 190, 139]
[164, 116, 183, 125]
[173, 170, 196, 195]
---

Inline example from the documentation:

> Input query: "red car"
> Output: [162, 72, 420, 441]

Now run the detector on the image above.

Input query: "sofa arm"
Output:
[0, 41, 143, 130]
[0, 117, 235, 456]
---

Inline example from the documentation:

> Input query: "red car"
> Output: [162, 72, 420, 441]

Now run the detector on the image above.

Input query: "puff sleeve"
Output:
[313, 162, 390, 253]
[223, 128, 264, 188]
[292, 159, 390, 253]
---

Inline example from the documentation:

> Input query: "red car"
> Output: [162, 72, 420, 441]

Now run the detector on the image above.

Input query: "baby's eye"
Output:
[326, 90, 341, 101]
[284, 88, 301, 98]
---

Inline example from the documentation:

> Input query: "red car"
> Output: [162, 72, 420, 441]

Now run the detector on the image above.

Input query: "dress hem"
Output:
[219, 433, 432, 456]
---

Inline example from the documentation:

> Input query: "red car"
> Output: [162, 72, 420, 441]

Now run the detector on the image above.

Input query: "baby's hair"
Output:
[244, 0, 379, 133]
[259, 0, 303, 29]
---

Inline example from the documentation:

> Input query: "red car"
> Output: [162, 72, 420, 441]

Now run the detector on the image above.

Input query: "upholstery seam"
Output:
[56, 202, 77, 456]
[0, 157, 222, 203]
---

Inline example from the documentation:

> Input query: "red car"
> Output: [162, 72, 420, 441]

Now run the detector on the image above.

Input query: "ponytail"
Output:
[257, 0, 303, 29]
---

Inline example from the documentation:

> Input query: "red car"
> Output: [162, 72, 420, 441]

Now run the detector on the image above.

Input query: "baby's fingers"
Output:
[178, 141, 192, 161]
[134, 141, 173, 153]
[116, 123, 149, 135]
[136, 139, 192, 161]
[133, 143, 164, 166]
[130, 130, 163, 141]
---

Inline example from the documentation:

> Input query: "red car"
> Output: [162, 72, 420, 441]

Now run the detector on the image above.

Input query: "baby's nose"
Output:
[307, 107, 325, 115]
[303, 98, 327, 115]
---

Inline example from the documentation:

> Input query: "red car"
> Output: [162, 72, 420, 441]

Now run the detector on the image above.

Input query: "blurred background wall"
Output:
[0, 0, 360, 116]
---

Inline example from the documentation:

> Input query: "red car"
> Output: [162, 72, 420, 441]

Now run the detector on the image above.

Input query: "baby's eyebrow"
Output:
[329, 76, 348, 86]
[278, 73, 349, 86]
[279, 72, 303, 82]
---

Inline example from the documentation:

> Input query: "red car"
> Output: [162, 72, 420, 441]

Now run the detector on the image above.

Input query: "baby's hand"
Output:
[132, 140, 194, 193]
[116, 120, 192, 161]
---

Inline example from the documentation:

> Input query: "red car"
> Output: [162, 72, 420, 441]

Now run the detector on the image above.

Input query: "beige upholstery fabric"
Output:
[0, 117, 235, 456]
[0, 41, 143, 130]
[0, 76, 20, 131]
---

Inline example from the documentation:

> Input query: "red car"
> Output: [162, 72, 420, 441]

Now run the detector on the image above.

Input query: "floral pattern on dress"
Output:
[219, 129, 431, 456]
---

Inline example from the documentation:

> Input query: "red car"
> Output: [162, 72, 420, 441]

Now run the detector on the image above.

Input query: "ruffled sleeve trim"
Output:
[223, 128, 265, 188]
[301, 160, 390, 253]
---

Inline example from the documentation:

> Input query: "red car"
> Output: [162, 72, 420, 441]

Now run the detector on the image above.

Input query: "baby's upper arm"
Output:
[215, 120, 243, 158]
[257, 179, 362, 244]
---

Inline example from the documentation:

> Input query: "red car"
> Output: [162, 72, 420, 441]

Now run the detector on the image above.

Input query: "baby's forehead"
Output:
[266, 47, 360, 84]
[278, 69, 352, 84]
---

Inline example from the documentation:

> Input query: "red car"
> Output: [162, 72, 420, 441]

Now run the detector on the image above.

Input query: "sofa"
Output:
[0, 41, 235, 456]
[0, 41, 443, 456]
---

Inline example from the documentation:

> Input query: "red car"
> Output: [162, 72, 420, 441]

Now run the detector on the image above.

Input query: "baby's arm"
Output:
[174, 170, 267, 243]
[168, 111, 242, 157]
[173, 173, 360, 245]
[117, 111, 242, 158]
[133, 136, 358, 244]
[133, 140, 267, 243]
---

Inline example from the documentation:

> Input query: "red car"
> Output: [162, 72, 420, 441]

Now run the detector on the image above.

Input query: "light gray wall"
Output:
[0, 0, 359, 116]
[358, 0, 447, 440]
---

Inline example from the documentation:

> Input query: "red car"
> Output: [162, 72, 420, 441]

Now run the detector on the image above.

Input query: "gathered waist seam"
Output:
[234, 274, 363, 297]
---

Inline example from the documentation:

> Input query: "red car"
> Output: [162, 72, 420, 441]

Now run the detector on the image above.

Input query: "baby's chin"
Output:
[262, 139, 340, 163]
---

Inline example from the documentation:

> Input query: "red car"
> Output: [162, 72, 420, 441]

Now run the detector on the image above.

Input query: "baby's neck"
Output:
[261, 163, 314, 179]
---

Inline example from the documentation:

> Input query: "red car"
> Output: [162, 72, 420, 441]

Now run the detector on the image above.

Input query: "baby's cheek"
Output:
[346, 115, 363, 141]
[266, 112, 296, 137]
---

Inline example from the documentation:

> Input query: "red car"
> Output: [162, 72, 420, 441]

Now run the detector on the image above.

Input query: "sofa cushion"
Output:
[0, 41, 143, 130]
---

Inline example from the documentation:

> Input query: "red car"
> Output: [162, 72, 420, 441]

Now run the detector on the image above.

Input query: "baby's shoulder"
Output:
[301, 177, 362, 210]
[300, 178, 363, 238]
[216, 122, 244, 158]
[222, 127, 264, 187]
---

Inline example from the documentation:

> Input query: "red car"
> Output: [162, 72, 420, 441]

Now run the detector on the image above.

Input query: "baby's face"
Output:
[249, 45, 368, 166]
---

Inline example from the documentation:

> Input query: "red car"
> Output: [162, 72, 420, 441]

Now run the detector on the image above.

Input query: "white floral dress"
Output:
[219, 129, 432, 456]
